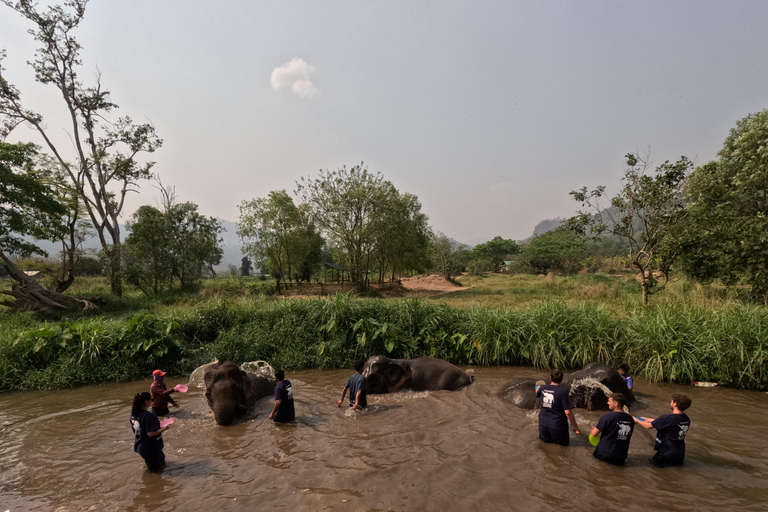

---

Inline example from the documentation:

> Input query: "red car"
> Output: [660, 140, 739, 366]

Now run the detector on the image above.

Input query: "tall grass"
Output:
[2, 293, 768, 391]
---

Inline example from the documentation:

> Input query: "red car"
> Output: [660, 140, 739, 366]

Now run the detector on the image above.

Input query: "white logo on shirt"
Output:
[618, 423, 631, 440]
[678, 424, 689, 440]
[542, 390, 554, 408]
[286, 385, 293, 400]
[130, 418, 141, 439]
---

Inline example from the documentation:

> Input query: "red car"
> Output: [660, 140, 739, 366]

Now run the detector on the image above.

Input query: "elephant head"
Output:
[561, 362, 635, 410]
[498, 378, 544, 409]
[363, 355, 410, 394]
[203, 361, 276, 425]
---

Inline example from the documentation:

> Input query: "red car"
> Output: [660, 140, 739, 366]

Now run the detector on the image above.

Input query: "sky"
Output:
[1, 1, 767, 245]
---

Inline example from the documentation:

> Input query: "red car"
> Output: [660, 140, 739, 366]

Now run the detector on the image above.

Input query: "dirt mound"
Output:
[400, 274, 462, 292]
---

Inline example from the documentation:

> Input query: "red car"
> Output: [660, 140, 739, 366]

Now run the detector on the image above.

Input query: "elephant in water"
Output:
[203, 361, 276, 425]
[363, 355, 473, 394]
[499, 362, 634, 411]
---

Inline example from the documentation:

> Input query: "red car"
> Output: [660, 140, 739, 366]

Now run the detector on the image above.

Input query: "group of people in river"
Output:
[129, 361, 689, 473]
[536, 367, 692, 467]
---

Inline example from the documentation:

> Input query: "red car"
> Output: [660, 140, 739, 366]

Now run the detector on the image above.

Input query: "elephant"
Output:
[363, 355, 473, 394]
[499, 362, 635, 411]
[203, 361, 276, 425]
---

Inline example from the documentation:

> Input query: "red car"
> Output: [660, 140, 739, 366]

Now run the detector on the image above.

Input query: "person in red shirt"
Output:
[150, 369, 179, 416]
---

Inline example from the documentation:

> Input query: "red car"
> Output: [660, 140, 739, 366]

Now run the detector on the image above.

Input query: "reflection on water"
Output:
[1, 367, 767, 511]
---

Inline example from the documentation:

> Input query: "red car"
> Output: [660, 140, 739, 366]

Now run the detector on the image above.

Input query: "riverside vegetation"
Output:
[1, 273, 767, 392]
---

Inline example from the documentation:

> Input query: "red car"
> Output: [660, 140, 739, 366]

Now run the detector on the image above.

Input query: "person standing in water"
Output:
[618, 364, 634, 391]
[150, 369, 178, 416]
[269, 370, 295, 422]
[591, 392, 635, 465]
[130, 392, 170, 473]
[337, 361, 368, 410]
[536, 369, 581, 446]
[635, 394, 692, 467]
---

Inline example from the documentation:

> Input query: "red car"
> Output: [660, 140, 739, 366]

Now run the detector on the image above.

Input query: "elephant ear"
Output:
[386, 362, 407, 393]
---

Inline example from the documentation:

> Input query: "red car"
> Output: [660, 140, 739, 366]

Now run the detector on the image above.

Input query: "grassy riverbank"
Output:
[1, 274, 766, 391]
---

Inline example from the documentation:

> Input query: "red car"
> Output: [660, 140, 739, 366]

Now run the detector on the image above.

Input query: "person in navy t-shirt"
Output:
[536, 369, 581, 446]
[337, 360, 368, 410]
[591, 392, 635, 465]
[269, 370, 295, 422]
[635, 393, 692, 467]
[129, 392, 171, 473]
[618, 364, 634, 391]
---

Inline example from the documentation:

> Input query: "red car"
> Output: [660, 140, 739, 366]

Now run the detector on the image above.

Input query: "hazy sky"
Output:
[2, 1, 767, 244]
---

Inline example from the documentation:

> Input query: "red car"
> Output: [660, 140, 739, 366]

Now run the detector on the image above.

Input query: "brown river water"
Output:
[1, 367, 767, 512]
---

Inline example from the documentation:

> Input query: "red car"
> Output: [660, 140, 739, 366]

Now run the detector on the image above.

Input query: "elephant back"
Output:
[498, 378, 541, 409]
[562, 362, 635, 409]
[408, 357, 473, 391]
[247, 373, 277, 404]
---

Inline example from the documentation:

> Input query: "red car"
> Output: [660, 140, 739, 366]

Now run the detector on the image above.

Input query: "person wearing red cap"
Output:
[150, 369, 179, 416]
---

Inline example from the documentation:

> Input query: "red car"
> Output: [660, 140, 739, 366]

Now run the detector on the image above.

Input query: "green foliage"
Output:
[123, 203, 223, 295]
[471, 236, 520, 272]
[429, 232, 470, 277]
[680, 110, 768, 300]
[520, 227, 586, 274]
[570, 152, 693, 304]
[0, 142, 66, 258]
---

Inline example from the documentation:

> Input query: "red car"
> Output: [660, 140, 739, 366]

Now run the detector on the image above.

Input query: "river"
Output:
[1, 367, 767, 511]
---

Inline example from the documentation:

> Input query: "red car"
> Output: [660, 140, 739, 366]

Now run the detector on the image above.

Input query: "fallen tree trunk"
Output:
[0, 251, 99, 311]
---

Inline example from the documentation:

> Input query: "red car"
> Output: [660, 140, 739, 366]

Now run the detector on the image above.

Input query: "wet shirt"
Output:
[594, 411, 635, 461]
[536, 384, 574, 432]
[652, 413, 690, 461]
[273, 380, 295, 421]
[150, 381, 177, 410]
[345, 373, 368, 408]
[621, 374, 634, 389]
[130, 409, 163, 455]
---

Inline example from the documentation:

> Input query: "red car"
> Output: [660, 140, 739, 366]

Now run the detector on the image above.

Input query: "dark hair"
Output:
[550, 369, 563, 383]
[608, 392, 627, 409]
[275, 369, 285, 381]
[355, 360, 365, 373]
[132, 392, 151, 418]
[671, 393, 692, 411]
[618, 364, 630, 373]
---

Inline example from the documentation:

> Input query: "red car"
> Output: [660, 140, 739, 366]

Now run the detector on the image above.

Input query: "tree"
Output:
[295, 164, 394, 290]
[372, 191, 431, 283]
[680, 110, 768, 301]
[569, 151, 692, 304]
[0, 0, 162, 296]
[429, 233, 469, 278]
[471, 236, 520, 272]
[520, 227, 586, 274]
[238, 190, 323, 286]
[0, 141, 96, 309]
[123, 202, 223, 295]
[240, 257, 252, 277]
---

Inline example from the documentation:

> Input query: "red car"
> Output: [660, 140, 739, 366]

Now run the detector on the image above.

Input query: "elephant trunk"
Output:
[213, 401, 237, 425]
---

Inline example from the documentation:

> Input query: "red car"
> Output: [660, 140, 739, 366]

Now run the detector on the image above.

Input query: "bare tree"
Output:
[0, 0, 162, 296]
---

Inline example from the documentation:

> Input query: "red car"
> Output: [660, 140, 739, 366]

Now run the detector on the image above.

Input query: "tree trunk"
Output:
[109, 245, 123, 296]
[0, 251, 98, 311]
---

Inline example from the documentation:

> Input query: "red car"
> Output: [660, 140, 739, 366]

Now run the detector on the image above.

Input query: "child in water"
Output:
[130, 392, 170, 473]
[618, 364, 633, 390]
[635, 393, 692, 467]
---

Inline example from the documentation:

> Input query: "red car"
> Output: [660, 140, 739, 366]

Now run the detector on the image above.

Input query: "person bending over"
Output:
[618, 364, 634, 391]
[591, 392, 635, 465]
[635, 394, 692, 467]
[269, 370, 295, 422]
[536, 369, 581, 446]
[338, 360, 368, 410]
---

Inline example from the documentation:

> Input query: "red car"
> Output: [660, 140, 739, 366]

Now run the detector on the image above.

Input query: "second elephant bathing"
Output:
[499, 362, 635, 410]
[201, 361, 276, 425]
[363, 355, 474, 393]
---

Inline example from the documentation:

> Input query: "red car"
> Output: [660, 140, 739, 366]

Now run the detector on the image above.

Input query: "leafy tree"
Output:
[0, 0, 162, 296]
[429, 233, 470, 278]
[520, 227, 586, 274]
[570, 152, 692, 304]
[372, 191, 431, 283]
[296, 164, 394, 289]
[123, 203, 223, 295]
[680, 110, 768, 300]
[241, 257, 252, 277]
[238, 190, 323, 285]
[471, 236, 520, 272]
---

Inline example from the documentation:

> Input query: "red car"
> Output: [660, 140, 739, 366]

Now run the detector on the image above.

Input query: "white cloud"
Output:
[270, 58, 319, 98]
